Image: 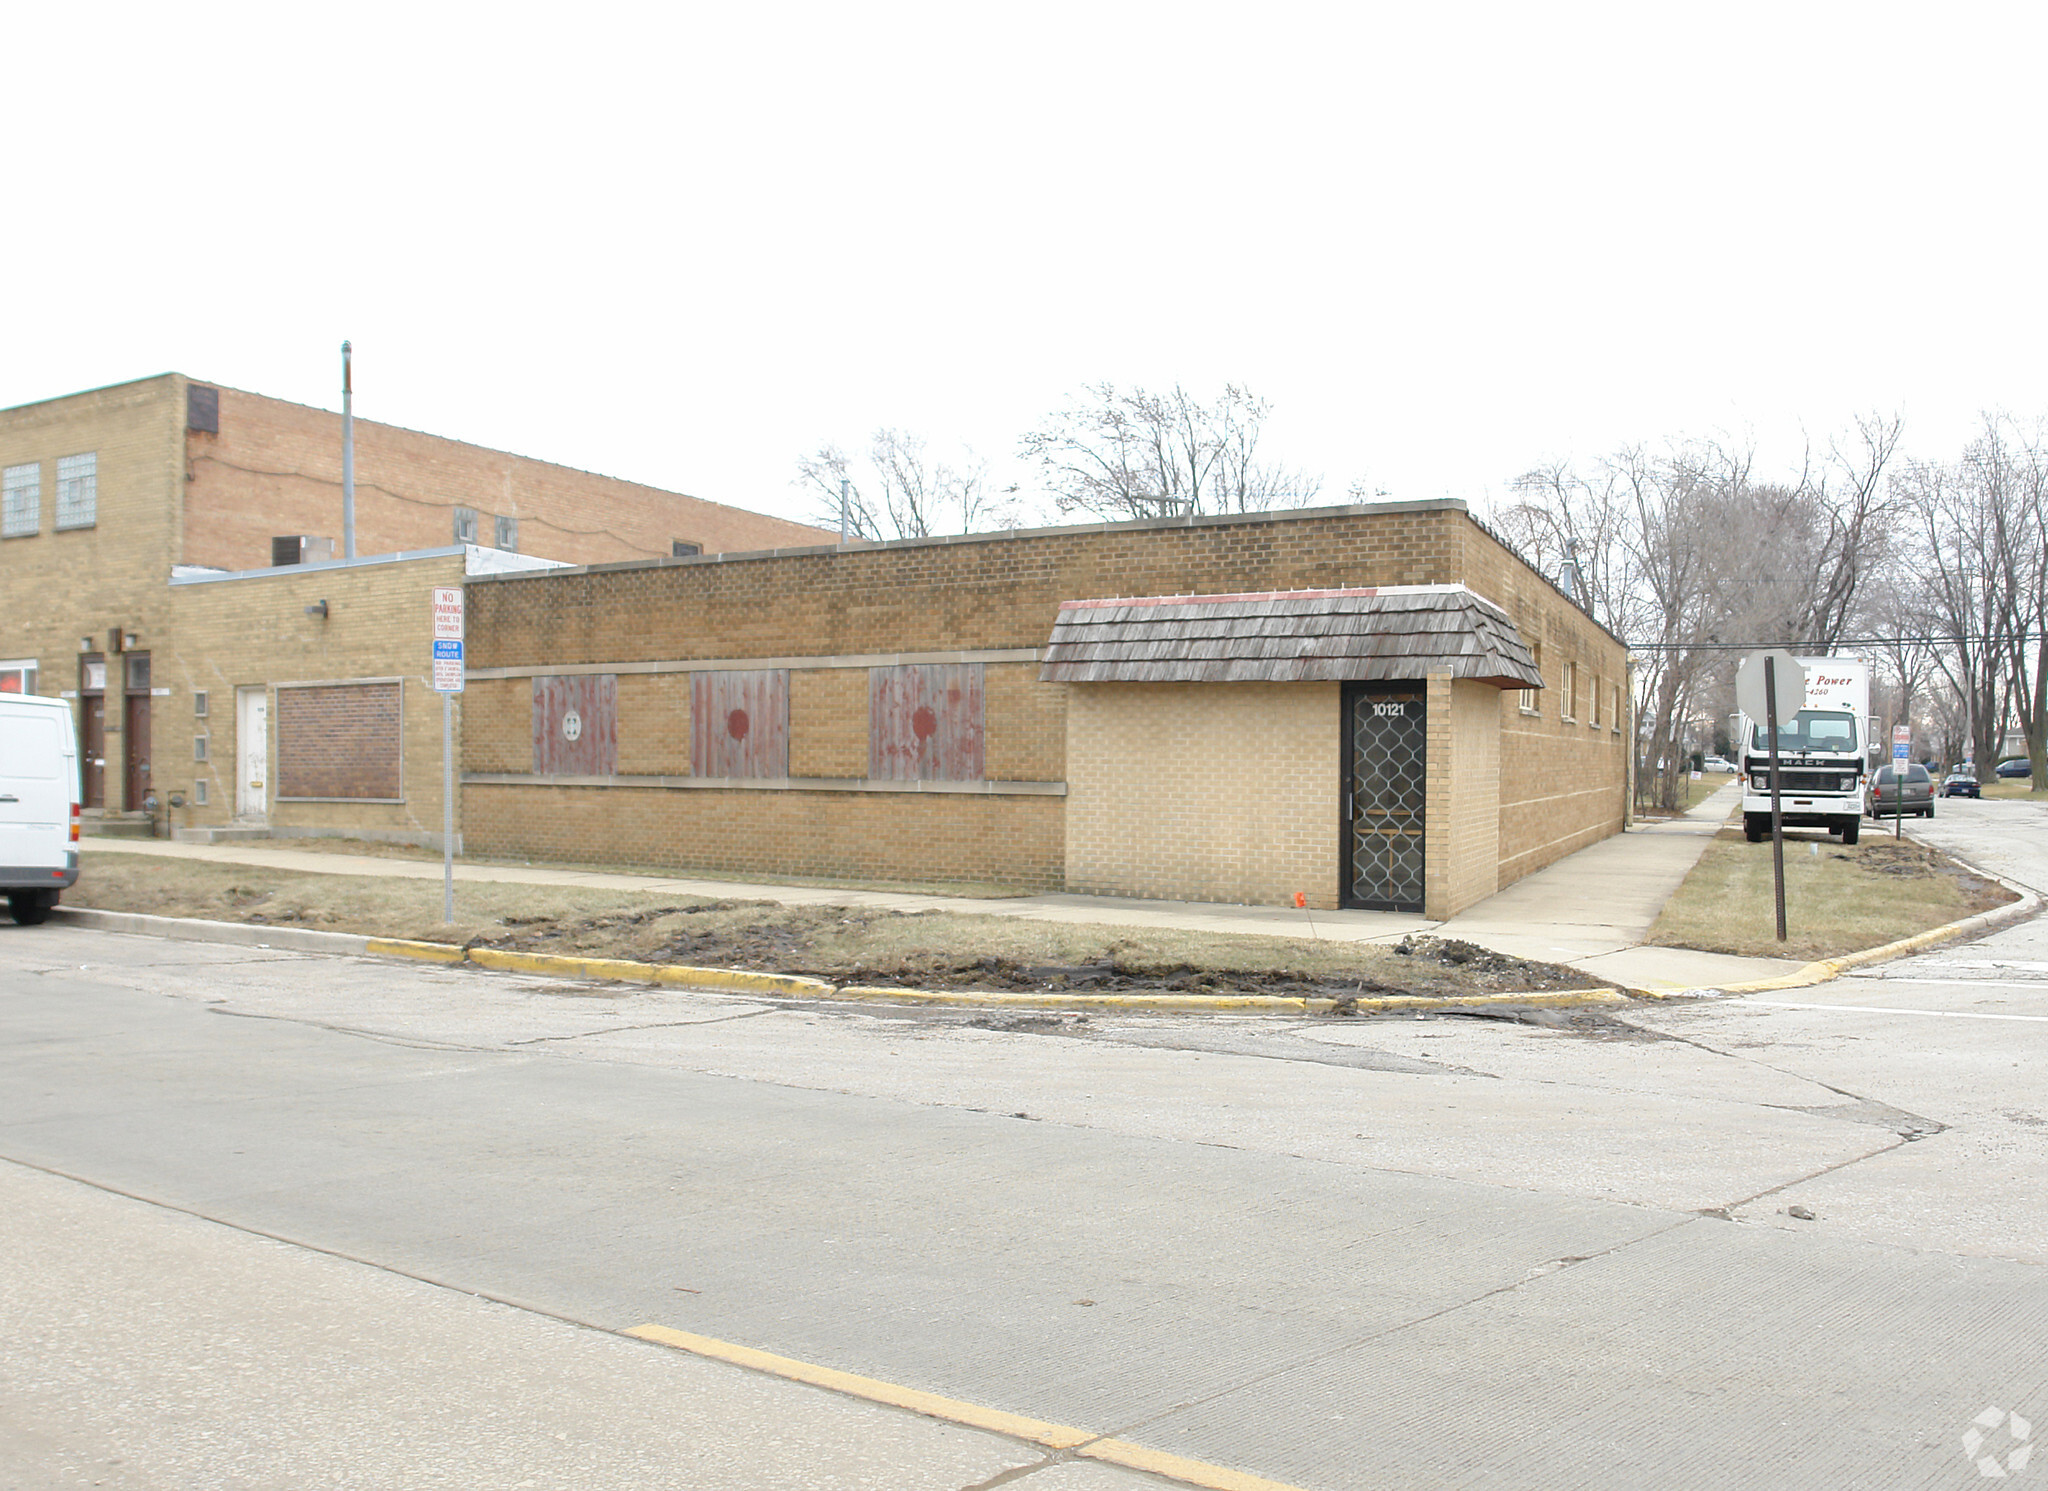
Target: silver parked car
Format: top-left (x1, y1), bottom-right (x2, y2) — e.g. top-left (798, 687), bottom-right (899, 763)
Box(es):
top-left (1866, 763), bottom-right (1935, 819)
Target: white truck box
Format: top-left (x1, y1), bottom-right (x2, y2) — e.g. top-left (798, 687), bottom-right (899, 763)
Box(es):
top-left (1737, 656), bottom-right (1874, 846)
top-left (0, 692), bottom-right (81, 924)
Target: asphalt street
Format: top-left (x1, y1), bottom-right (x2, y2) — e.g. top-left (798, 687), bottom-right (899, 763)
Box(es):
top-left (3, 795), bottom-right (2046, 1490)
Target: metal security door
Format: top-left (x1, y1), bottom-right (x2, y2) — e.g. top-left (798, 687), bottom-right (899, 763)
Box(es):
top-left (1343, 682), bottom-right (1426, 912)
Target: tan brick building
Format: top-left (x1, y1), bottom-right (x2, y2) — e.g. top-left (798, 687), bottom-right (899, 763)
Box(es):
top-left (0, 373), bottom-right (831, 843)
top-left (461, 501), bottom-right (1630, 918)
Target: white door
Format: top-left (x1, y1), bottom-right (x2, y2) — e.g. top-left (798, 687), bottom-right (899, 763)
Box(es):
top-left (236, 686), bottom-right (268, 819)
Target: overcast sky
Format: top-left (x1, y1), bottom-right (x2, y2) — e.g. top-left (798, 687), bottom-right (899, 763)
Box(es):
top-left (9, 3), bottom-right (2044, 531)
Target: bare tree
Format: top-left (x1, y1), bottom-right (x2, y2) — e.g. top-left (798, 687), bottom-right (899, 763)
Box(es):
top-left (1019, 383), bottom-right (1319, 520)
top-left (1494, 419), bottom-right (1904, 810)
top-left (1905, 416), bottom-right (2048, 781)
top-left (795, 430), bottom-right (1020, 541)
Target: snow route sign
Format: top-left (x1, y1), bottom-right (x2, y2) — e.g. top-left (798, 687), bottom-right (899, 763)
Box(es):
top-left (431, 586), bottom-right (464, 694)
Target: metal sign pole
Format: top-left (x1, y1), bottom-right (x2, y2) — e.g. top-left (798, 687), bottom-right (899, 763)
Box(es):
top-left (1765, 655), bottom-right (1787, 942)
top-left (442, 693), bottom-right (454, 922)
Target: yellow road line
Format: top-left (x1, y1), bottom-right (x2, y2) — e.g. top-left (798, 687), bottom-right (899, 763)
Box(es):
top-left (624, 1322), bottom-right (1311, 1491)
top-left (624, 1324), bottom-right (1092, 1448)
top-left (1081, 1437), bottom-right (1314, 1491)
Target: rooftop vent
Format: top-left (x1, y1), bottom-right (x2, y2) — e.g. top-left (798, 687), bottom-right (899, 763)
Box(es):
top-left (272, 535), bottom-right (335, 567)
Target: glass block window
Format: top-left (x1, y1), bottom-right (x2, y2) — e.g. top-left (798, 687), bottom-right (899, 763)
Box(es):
top-left (452, 507), bottom-right (478, 543)
top-left (55, 453), bottom-right (96, 530)
top-left (494, 514), bottom-right (518, 551)
top-left (2, 463), bottom-right (38, 537)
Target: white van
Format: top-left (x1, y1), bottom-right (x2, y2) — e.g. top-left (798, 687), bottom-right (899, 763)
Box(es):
top-left (0, 692), bottom-right (81, 924)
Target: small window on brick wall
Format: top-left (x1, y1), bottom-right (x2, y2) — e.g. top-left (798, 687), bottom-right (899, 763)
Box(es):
top-left (494, 514), bottom-right (518, 552)
top-left (1560, 661), bottom-right (1577, 721)
top-left (2, 463), bottom-right (39, 538)
top-left (1589, 673), bottom-right (1601, 728)
top-left (194, 735), bottom-right (209, 762)
top-left (672, 540), bottom-right (701, 557)
top-left (453, 507), bottom-right (478, 544)
top-left (870, 663), bottom-right (984, 781)
top-left (194, 779), bottom-right (209, 806)
top-left (194, 690), bottom-right (208, 718)
top-left (1519, 644), bottom-right (1542, 714)
top-left (0, 660), bottom-right (36, 695)
top-left (54, 453), bottom-right (95, 530)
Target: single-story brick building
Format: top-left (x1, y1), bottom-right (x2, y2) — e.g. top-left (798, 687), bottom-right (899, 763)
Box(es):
top-left (460, 500), bottom-right (1629, 918)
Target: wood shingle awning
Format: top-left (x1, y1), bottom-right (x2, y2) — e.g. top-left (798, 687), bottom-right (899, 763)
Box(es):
top-left (1039, 584), bottom-right (1543, 689)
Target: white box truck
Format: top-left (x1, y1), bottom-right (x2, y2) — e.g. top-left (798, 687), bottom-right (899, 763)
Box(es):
top-left (1737, 656), bottom-right (1874, 846)
top-left (0, 692), bottom-right (81, 924)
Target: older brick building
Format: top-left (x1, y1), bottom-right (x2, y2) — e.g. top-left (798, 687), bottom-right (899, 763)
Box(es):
top-left (461, 501), bottom-right (1629, 918)
top-left (0, 374), bottom-right (831, 842)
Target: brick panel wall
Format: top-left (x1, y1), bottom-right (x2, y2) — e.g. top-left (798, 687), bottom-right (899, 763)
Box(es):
top-left (790, 669), bottom-right (866, 777)
top-left (461, 676), bottom-right (532, 774)
top-left (616, 674), bottom-right (691, 775)
top-left (276, 682), bottom-right (402, 799)
top-left (1421, 677), bottom-right (1504, 919)
top-left (1065, 681), bottom-right (1340, 908)
top-left (181, 384), bottom-right (833, 572)
top-left (462, 783), bottom-right (1064, 890)
top-left (984, 665), bottom-right (1064, 782)
top-left (465, 504), bottom-right (1470, 670)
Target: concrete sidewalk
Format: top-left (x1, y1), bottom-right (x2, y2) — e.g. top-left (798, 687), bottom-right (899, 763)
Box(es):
top-left (80, 780), bottom-right (1798, 991)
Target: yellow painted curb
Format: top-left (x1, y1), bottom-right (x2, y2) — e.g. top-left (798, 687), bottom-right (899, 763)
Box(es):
top-left (364, 937), bottom-right (467, 963)
top-left (467, 948), bottom-right (664, 983)
top-left (625, 1323), bottom-right (1312, 1491)
top-left (649, 964), bottom-right (837, 997)
top-left (623, 1324), bottom-right (1094, 1449)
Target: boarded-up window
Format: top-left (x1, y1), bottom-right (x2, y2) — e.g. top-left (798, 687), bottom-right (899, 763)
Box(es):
top-left (692, 670), bottom-right (788, 778)
top-left (869, 663), bottom-right (984, 781)
top-left (533, 675), bottom-right (618, 775)
top-left (276, 682), bottom-right (402, 799)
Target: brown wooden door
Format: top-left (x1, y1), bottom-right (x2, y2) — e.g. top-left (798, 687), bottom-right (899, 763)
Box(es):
top-left (80, 694), bottom-right (105, 809)
top-left (125, 692), bottom-right (152, 809)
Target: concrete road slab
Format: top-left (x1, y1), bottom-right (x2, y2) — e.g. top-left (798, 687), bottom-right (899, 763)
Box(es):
top-left (0, 1161), bottom-right (1133, 1491)
top-left (1139, 1218), bottom-right (2048, 1490)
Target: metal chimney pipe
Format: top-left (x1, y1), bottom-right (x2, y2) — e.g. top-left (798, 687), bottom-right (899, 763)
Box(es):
top-left (341, 341), bottom-right (356, 559)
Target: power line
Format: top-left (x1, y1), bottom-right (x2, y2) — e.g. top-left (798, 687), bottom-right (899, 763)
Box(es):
top-left (1627, 634), bottom-right (2044, 652)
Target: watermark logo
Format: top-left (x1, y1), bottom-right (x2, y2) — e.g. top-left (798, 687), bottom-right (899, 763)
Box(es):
top-left (1963, 1406), bottom-right (2033, 1478)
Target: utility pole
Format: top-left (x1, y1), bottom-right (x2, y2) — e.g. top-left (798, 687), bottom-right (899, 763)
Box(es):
top-left (342, 342), bottom-right (356, 560)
